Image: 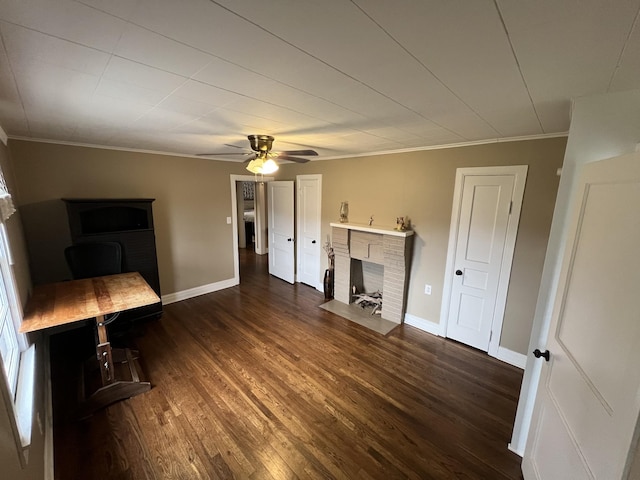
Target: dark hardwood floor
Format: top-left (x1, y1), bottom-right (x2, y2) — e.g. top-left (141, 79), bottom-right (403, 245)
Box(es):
top-left (51, 249), bottom-right (524, 479)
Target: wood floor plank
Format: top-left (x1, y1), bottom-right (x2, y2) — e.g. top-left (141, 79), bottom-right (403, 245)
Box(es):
top-left (52, 249), bottom-right (524, 479)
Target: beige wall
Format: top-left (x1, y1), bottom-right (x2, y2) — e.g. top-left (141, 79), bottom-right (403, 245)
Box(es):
top-left (8, 140), bottom-right (246, 295)
top-left (8, 137), bottom-right (565, 355)
top-left (0, 138), bottom-right (46, 480)
top-left (279, 137), bottom-right (566, 354)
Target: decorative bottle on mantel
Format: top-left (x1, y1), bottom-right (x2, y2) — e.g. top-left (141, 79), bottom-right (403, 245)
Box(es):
top-left (339, 201), bottom-right (349, 223)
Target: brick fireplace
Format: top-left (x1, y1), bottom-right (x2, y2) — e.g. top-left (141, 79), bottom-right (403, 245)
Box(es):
top-left (330, 223), bottom-right (414, 323)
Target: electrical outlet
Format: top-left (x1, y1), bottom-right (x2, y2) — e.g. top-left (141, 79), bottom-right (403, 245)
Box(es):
top-left (424, 284), bottom-right (432, 295)
top-left (226, 216), bottom-right (232, 224)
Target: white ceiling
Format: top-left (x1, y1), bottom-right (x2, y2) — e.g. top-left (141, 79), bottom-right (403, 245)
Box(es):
top-left (0, 0), bottom-right (639, 161)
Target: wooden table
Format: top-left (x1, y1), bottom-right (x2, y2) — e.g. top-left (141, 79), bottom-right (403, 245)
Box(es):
top-left (21, 272), bottom-right (161, 414)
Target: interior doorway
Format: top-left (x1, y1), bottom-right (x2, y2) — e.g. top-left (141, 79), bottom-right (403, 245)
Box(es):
top-left (229, 174), bottom-right (273, 284)
top-left (236, 181), bottom-right (253, 250)
top-left (229, 174), bottom-right (323, 290)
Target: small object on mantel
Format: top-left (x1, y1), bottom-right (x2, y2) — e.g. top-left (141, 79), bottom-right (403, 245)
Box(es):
top-left (395, 216), bottom-right (406, 231)
top-left (369, 215), bottom-right (374, 226)
top-left (339, 201), bottom-right (349, 223)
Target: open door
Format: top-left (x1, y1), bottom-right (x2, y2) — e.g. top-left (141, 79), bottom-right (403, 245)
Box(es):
top-left (267, 181), bottom-right (295, 284)
top-left (523, 153), bottom-right (640, 479)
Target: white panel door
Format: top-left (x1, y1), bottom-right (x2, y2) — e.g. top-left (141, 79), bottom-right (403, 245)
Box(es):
top-left (268, 181), bottom-right (295, 284)
top-left (523, 153), bottom-right (640, 479)
top-left (296, 175), bottom-right (322, 288)
top-left (446, 174), bottom-right (515, 351)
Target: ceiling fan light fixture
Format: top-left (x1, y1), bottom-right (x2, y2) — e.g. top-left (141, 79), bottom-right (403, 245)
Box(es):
top-left (261, 158), bottom-right (279, 174)
top-left (246, 154), bottom-right (279, 175)
top-left (246, 158), bottom-right (263, 174)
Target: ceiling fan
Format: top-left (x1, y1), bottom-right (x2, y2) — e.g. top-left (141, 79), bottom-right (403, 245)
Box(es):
top-left (197, 135), bottom-right (318, 174)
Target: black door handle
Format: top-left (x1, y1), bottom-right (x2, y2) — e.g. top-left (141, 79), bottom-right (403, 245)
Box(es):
top-left (455, 269), bottom-right (463, 276)
top-left (312, 240), bottom-right (316, 244)
top-left (533, 349), bottom-right (550, 361)
top-left (287, 238), bottom-right (292, 242)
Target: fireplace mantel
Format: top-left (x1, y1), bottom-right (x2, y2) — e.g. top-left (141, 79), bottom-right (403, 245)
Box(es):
top-left (330, 223), bottom-right (414, 324)
top-left (329, 222), bottom-right (414, 238)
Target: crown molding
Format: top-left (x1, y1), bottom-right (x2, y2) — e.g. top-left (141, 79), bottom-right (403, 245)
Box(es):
top-left (7, 131), bottom-right (568, 162)
top-left (6, 136), bottom-right (237, 162)
top-left (316, 132), bottom-right (569, 161)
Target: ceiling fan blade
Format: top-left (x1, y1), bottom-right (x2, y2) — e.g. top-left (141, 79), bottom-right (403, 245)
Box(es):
top-left (280, 149), bottom-right (318, 156)
top-left (196, 152), bottom-right (249, 156)
top-left (276, 154), bottom-right (310, 163)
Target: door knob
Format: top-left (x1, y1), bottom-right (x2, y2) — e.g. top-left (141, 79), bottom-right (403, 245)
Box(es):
top-left (533, 349), bottom-right (550, 361)
top-left (312, 240), bottom-right (316, 244)
top-left (287, 238), bottom-right (292, 242)
top-left (455, 269), bottom-right (463, 276)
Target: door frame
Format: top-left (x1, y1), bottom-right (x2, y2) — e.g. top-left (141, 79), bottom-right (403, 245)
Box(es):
top-left (296, 174), bottom-right (323, 291)
top-left (440, 165), bottom-right (528, 360)
top-left (229, 174), bottom-right (274, 285)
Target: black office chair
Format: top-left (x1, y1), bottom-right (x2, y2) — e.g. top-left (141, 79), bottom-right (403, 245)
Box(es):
top-left (65, 241), bottom-right (124, 330)
top-left (64, 242), bottom-right (122, 280)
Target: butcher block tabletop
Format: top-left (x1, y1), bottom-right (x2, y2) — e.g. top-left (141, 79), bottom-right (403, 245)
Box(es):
top-left (20, 272), bottom-right (160, 333)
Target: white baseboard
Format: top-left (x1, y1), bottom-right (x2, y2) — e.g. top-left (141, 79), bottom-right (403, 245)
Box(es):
top-left (495, 346), bottom-right (527, 369)
top-left (161, 278), bottom-right (237, 305)
top-left (405, 313), bottom-right (527, 370)
top-left (404, 313), bottom-right (443, 337)
top-left (508, 442), bottom-right (524, 457)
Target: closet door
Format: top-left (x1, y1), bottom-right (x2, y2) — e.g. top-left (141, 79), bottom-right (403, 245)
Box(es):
top-left (267, 181), bottom-right (295, 284)
top-left (296, 174), bottom-right (322, 289)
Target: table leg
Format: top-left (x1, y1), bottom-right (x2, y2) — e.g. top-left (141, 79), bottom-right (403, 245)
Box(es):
top-left (95, 315), bottom-right (114, 385)
top-left (78, 314), bottom-right (151, 417)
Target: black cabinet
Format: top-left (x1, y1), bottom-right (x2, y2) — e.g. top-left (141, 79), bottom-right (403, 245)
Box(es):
top-left (63, 198), bottom-right (162, 324)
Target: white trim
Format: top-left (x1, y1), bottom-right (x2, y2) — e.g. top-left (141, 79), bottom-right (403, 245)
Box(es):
top-left (14, 344), bottom-right (35, 448)
top-left (161, 278), bottom-right (237, 305)
top-left (404, 313), bottom-right (443, 337)
top-left (7, 136), bottom-right (249, 162)
top-left (508, 442), bottom-right (525, 457)
top-left (311, 133), bottom-right (569, 161)
top-left (254, 182), bottom-right (269, 255)
top-left (231, 174), bottom-right (261, 284)
top-left (440, 165), bottom-right (528, 358)
top-left (7, 132), bottom-right (568, 163)
top-left (44, 335), bottom-right (54, 480)
top-left (230, 175), bottom-right (274, 285)
top-left (0, 353), bottom-right (24, 464)
top-left (405, 313), bottom-right (527, 369)
top-left (330, 222), bottom-right (414, 237)
top-left (487, 166), bottom-right (528, 358)
top-left (0, 126), bottom-right (7, 146)
top-left (296, 174), bottom-right (323, 290)
top-left (495, 346), bottom-right (527, 369)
